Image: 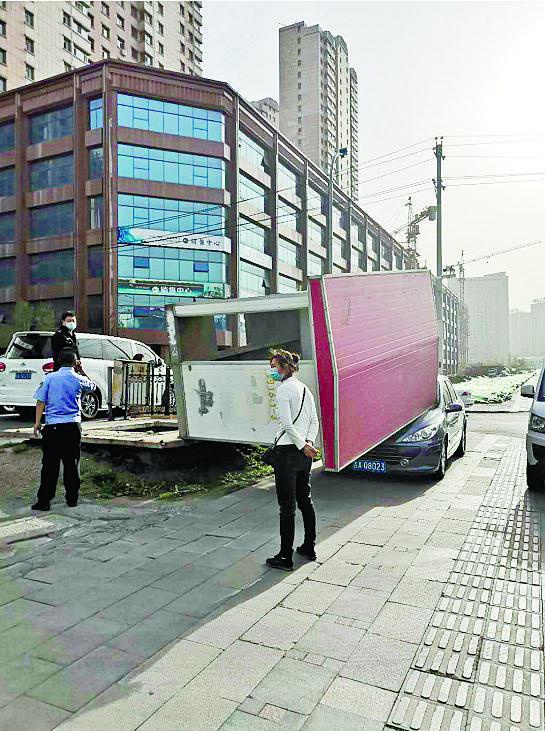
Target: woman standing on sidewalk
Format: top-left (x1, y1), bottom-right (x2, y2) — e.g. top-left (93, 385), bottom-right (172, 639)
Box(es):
top-left (266, 350), bottom-right (319, 571)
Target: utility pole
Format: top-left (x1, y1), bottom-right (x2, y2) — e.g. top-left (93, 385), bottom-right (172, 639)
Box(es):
top-left (326, 147), bottom-right (348, 273)
top-left (434, 137), bottom-right (444, 373)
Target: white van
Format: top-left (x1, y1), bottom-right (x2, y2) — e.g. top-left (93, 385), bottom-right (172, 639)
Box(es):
top-left (521, 366), bottom-right (545, 489)
top-left (0, 331), bottom-right (164, 419)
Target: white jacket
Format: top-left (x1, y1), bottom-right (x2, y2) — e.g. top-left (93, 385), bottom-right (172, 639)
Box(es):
top-left (275, 377), bottom-right (319, 450)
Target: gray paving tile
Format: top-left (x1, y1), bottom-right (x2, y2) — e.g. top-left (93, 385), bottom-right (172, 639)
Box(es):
top-left (164, 580), bottom-right (240, 618)
top-left (243, 607), bottom-right (317, 650)
top-left (321, 677), bottom-right (396, 722)
top-left (99, 587), bottom-right (178, 624)
top-left (108, 609), bottom-right (197, 658)
top-left (215, 555), bottom-right (271, 590)
top-left (341, 632), bottom-right (416, 691)
top-left (0, 696), bottom-right (70, 731)
top-left (192, 547), bottom-right (251, 570)
top-left (0, 621), bottom-right (51, 663)
top-left (0, 598), bottom-right (49, 632)
top-left (181, 535), bottom-right (231, 555)
top-left (307, 560), bottom-right (361, 587)
top-left (252, 657), bottom-right (336, 715)
top-left (281, 580), bottom-right (343, 615)
top-left (295, 614), bottom-right (365, 661)
top-left (302, 703), bottom-right (382, 731)
top-left (151, 563), bottom-right (220, 594)
top-left (327, 586), bottom-right (388, 624)
top-left (389, 576), bottom-right (444, 610)
top-left (32, 615), bottom-right (128, 665)
top-left (332, 542), bottom-right (380, 565)
top-left (350, 564), bottom-right (404, 593)
top-left (0, 654), bottom-right (62, 696)
top-left (27, 645), bottom-right (140, 712)
top-left (370, 601), bottom-right (433, 644)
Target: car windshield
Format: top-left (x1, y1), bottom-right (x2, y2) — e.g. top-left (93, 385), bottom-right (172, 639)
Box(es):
top-left (5, 334), bottom-right (53, 359)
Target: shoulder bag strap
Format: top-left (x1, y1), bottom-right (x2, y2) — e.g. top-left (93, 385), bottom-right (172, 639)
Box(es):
top-left (274, 386), bottom-right (307, 446)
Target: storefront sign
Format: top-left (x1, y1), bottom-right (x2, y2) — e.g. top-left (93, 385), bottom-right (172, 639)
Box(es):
top-left (117, 227), bottom-right (231, 254)
top-left (118, 278), bottom-right (229, 299)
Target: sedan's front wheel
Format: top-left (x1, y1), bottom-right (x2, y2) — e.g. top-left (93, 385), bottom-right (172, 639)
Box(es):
top-left (434, 441), bottom-right (448, 480)
top-left (527, 461), bottom-right (544, 490)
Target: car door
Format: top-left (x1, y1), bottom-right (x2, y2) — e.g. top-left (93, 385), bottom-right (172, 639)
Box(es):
top-left (442, 381), bottom-right (463, 456)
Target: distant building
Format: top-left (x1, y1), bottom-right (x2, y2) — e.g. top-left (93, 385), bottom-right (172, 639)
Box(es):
top-left (510, 309), bottom-right (532, 359)
top-left (435, 280), bottom-right (461, 376)
top-left (279, 21), bottom-right (358, 201)
top-left (531, 299), bottom-right (545, 357)
top-left (0, 1), bottom-right (202, 93)
top-left (251, 98), bottom-right (279, 127)
top-left (448, 272), bottom-right (510, 366)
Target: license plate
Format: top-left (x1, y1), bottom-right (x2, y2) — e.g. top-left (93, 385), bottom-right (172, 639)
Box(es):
top-left (352, 459), bottom-right (387, 473)
top-left (15, 372), bottom-right (32, 380)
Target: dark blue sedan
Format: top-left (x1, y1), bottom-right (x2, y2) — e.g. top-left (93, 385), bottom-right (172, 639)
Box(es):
top-left (351, 376), bottom-right (466, 480)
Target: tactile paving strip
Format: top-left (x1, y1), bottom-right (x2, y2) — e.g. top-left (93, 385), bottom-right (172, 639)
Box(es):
top-left (387, 441), bottom-right (544, 731)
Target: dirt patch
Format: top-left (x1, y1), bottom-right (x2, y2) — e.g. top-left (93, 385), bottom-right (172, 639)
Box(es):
top-left (0, 441), bottom-right (273, 517)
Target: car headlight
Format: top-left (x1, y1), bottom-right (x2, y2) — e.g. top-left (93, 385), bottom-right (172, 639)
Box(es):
top-left (529, 413), bottom-right (545, 433)
top-left (401, 424), bottom-right (441, 443)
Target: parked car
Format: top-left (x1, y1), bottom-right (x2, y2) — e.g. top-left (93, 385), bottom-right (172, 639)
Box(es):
top-left (456, 388), bottom-right (474, 407)
top-left (521, 368), bottom-right (545, 489)
top-left (0, 332), bottom-right (164, 420)
top-left (351, 376), bottom-right (466, 480)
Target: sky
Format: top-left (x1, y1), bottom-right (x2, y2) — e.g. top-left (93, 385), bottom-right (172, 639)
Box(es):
top-left (202, 0), bottom-right (545, 311)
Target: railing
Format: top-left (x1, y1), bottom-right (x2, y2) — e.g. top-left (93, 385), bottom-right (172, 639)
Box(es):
top-left (111, 361), bottom-right (175, 418)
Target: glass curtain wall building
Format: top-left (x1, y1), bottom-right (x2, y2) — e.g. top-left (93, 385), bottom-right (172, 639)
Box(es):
top-left (0, 60), bottom-right (413, 354)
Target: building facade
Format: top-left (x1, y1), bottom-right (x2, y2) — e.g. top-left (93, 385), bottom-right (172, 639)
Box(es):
top-left (279, 22), bottom-right (358, 201)
top-left (448, 272), bottom-right (510, 366)
top-left (509, 309), bottom-right (532, 359)
top-left (251, 98), bottom-right (278, 128)
top-left (0, 60), bottom-right (411, 352)
top-left (0, 1), bottom-right (202, 93)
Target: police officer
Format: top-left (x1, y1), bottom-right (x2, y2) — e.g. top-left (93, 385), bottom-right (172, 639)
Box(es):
top-left (32, 348), bottom-right (97, 511)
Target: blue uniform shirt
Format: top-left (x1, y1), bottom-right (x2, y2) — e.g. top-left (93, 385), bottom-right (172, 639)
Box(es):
top-left (34, 367), bottom-right (97, 424)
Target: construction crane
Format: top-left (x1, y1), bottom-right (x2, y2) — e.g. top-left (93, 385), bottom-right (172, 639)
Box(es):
top-left (392, 197), bottom-right (437, 269)
top-left (443, 239), bottom-right (543, 369)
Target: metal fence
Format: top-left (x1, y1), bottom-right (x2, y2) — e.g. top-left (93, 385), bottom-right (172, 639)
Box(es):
top-left (114, 361), bottom-right (175, 418)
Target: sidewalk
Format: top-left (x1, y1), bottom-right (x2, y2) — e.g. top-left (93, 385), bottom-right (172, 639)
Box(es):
top-left (0, 431), bottom-right (539, 730)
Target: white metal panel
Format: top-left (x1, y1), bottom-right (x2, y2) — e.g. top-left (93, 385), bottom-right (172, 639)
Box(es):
top-left (181, 361), bottom-right (319, 446)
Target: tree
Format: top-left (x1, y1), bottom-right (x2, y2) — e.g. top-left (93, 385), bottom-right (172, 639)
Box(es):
top-left (13, 301), bottom-right (32, 331)
top-left (33, 302), bottom-right (56, 331)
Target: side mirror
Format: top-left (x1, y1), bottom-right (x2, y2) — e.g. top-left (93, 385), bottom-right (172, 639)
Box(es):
top-left (446, 403), bottom-right (463, 413)
top-left (521, 384), bottom-right (535, 398)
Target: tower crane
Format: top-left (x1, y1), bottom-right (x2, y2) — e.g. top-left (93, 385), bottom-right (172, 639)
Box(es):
top-left (443, 239), bottom-right (543, 369)
top-left (392, 197), bottom-right (437, 269)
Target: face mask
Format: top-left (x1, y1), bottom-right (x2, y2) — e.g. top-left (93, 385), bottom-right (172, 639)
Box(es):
top-left (65, 321), bottom-right (77, 332)
top-left (268, 367), bottom-right (283, 382)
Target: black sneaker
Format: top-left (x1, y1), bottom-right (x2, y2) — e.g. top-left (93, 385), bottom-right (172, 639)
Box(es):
top-left (296, 544), bottom-right (317, 561)
top-left (266, 553), bottom-right (293, 571)
top-left (31, 502), bottom-right (50, 512)
top-left (66, 502), bottom-right (78, 508)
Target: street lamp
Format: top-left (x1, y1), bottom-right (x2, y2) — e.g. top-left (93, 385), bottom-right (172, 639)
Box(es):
top-left (327, 147), bottom-right (348, 273)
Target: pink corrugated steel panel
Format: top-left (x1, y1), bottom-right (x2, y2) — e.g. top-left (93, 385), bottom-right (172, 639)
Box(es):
top-left (321, 271), bottom-right (438, 470)
top-left (309, 279), bottom-right (336, 470)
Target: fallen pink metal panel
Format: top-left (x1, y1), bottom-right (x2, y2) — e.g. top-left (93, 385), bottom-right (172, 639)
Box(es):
top-left (309, 279), bottom-right (336, 470)
top-left (315, 271), bottom-right (438, 471)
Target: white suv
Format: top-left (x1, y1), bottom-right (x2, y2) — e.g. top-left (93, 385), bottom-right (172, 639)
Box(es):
top-left (0, 331), bottom-right (164, 420)
top-left (521, 366), bottom-right (545, 489)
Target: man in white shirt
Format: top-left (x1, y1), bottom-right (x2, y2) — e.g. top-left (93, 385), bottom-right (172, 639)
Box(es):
top-left (266, 350), bottom-right (319, 571)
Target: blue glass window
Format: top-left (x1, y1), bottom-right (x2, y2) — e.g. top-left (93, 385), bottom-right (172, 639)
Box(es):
top-left (0, 212), bottom-right (15, 244)
top-left (117, 94), bottom-right (224, 142)
top-left (134, 257), bottom-right (149, 268)
top-left (89, 97), bottom-right (103, 129)
top-left (0, 258), bottom-right (15, 288)
top-left (117, 194), bottom-right (226, 237)
top-left (29, 153), bottom-right (73, 191)
top-left (0, 122), bottom-right (15, 154)
top-left (30, 202), bottom-right (73, 238)
top-left (117, 244), bottom-right (228, 285)
top-left (118, 144), bottom-right (225, 189)
top-left (0, 167), bottom-right (14, 197)
top-left (29, 250), bottom-right (74, 284)
top-left (87, 246), bottom-right (103, 278)
top-left (29, 106), bottom-right (73, 144)
top-left (89, 147), bottom-right (103, 179)
top-left (238, 130), bottom-right (270, 174)
top-left (239, 216), bottom-right (270, 255)
top-left (193, 261), bottom-right (209, 273)
top-left (88, 196), bottom-right (103, 229)
top-left (239, 173), bottom-right (269, 215)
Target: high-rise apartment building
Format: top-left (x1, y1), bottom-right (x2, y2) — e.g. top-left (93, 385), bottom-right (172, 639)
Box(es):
top-left (0, 1), bottom-right (202, 92)
top-left (448, 272), bottom-right (510, 366)
top-left (251, 97), bottom-right (278, 127)
top-left (279, 22), bottom-right (358, 201)
top-left (0, 60), bottom-right (410, 356)
top-left (510, 309), bottom-right (532, 359)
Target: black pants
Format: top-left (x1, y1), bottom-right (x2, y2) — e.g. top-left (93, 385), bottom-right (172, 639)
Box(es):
top-left (274, 445), bottom-right (316, 557)
top-left (36, 423), bottom-right (82, 506)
